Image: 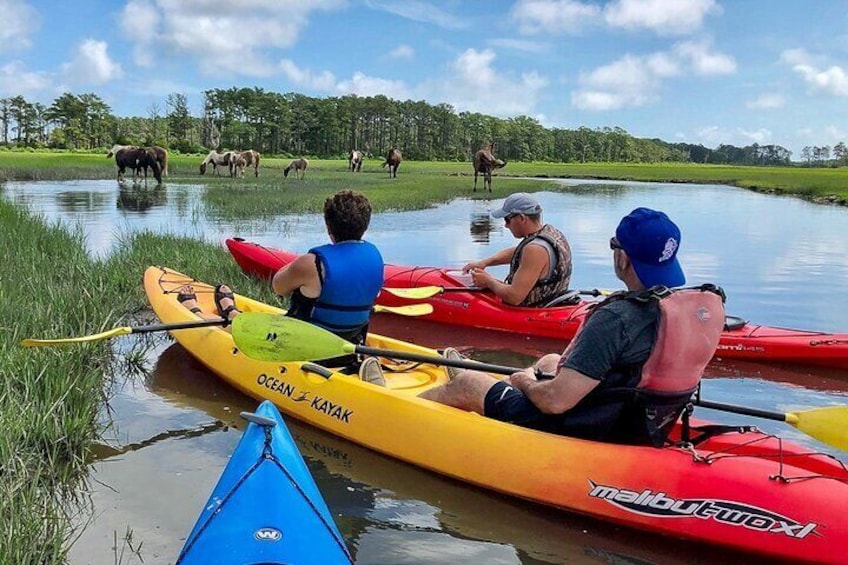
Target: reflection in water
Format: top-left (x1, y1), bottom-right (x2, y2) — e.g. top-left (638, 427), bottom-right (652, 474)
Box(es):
top-left (56, 190), bottom-right (110, 212)
top-left (116, 185), bottom-right (167, 213)
top-left (469, 212), bottom-right (496, 243)
top-left (147, 343), bottom-right (755, 565)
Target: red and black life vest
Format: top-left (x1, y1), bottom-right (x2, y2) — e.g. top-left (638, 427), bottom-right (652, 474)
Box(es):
top-left (564, 285), bottom-right (726, 446)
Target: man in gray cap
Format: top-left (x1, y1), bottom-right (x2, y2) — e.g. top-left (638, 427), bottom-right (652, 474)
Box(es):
top-left (462, 192), bottom-right (572, 306)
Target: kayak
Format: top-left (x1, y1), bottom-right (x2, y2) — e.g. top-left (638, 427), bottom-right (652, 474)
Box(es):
top-left (147, 265), bottom-right (847, 563)
top-left (176, 399), bottom-right (352, 565)
top-left (226, 237), bottom-right (848, 369)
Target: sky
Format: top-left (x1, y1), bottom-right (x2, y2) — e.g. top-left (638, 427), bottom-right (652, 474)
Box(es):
top-left (2, 0), bottom-right (848, 158)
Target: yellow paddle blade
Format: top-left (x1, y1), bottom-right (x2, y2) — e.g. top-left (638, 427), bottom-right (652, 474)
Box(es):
top-left (21, 326), bottom-right (134, 347)
top-left (374, 303), bottom-right (433, 316)
top-left (381, 286), bottom-right (444, 299)
top-left (788, 406), bottom-right (848, 451)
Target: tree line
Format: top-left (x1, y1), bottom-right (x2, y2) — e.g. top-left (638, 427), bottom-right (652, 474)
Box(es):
top-left (0, 89), bottom-right (838, 167)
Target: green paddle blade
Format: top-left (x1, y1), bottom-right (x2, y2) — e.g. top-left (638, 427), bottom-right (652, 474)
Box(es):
top-left (789, 406), bottom-right (848, 451)
top-left (232, 313), bottom-right (349, 362)
top-left (21, 326), bottom-right (133, 346)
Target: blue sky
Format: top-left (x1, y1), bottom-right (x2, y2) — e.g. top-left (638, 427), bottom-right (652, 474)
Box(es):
top-left (2, 0), bottom-right (847, 157)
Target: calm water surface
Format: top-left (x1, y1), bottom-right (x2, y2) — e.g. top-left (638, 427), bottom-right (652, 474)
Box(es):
top-left (4, 179), bottom-right (848, 564)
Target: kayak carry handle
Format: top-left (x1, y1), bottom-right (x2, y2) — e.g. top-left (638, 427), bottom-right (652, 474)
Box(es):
top-left (240, 411), bottom-right (277, 428)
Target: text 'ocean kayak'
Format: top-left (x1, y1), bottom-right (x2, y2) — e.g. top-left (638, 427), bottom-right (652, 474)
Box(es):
top-left (148, 265), bottom-right (848, 563)
top-left (226, 238), bottom-right (848, 369)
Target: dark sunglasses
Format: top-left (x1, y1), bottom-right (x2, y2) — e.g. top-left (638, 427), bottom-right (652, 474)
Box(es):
top-left (505, 213), bottom-right (519, 224)
top-left (609, 237), bottom-right (623, 251)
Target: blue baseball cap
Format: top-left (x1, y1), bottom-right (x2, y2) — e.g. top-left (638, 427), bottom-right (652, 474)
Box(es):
top-left (615, 208), bottom-right (685, 288)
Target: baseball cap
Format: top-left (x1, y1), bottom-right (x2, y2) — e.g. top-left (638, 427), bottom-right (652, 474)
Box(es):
top-left (491, 193), bottom-right (543, 218)
top-left (615, 207), bottom-right (685, 288)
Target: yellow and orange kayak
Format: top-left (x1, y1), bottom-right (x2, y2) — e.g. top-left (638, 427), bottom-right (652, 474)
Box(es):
top-left (145, 265), bottom-right (848, 563)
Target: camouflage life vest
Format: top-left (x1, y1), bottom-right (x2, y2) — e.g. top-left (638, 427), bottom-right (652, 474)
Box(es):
top-left (505, 224), bottom-right (572, 307)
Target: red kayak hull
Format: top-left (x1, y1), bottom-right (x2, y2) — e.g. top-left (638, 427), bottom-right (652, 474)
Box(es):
top-left (226, 238), bottom-right (848, 369)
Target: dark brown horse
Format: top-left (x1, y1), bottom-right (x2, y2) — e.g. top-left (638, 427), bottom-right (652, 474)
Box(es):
top-left (235, 149), bottom-right (261, 177)
top-left (382, 148), bottom-right (401, 178)
top-left (109, 146), bottom-right (161, 184)
top-left (348, 149), bottom-right (363, 172)
top-left (283, 157), bottom-right (309, 179)
top-left (473, 143), bottom-right (506, 192)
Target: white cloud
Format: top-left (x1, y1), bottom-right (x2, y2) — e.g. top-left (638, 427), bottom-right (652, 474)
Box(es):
top-left (746, 93), bottom-right (785, 109)
top-left (120, 0), bottom-right (345, 76)
top-left (693, 125), bottom-right (772, 147)
top-left (512, 0), bottom-right (601, 34)
top-left (61, 40), bottom-right (123, 86)
top-left (604, 0), bottom-right (720, 35)
top-left (512, 0), bottom-right (718, 36)
top-left (572, 41), bottom-right (734, 111)
top-left (336, 72), bottom-right (411, 99)
top-left (435, 48), bottom-right (549, 115)
top-left (781, 48), bottom-right (848, 96)
top-left (0, 61), bottom-right (51, 97)
top-left (364, 0), bottom-right (466, 29)
top-left (388, 45), bottom-right (415, 60)
top-left (0, 0), bottom-right (40, 53)
top-left (488, 38), bottom-right (549, 54)
top-left (674, 40), bottom-right (736, 75)
top-left (278, 59), bottom-right (336, 90)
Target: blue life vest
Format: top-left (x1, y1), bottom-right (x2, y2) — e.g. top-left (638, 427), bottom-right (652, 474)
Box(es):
top-left (307, 241), bottom-right (384, 335)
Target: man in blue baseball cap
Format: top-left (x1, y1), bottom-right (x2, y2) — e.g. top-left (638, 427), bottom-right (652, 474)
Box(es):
top-left (420, 208), bottom-right (724, 446)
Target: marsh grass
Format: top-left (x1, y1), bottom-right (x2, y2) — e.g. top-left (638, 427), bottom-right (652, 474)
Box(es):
top-left (0, 198), bottom-right (275, 562)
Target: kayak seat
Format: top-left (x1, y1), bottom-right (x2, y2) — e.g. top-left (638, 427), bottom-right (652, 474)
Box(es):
top-left (542, 290), bottom-right (581, 307)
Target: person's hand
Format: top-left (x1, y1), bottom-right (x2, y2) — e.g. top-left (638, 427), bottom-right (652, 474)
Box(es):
top-left (462, 260), bottom-right (486, 273)
top-left (508, 367), bottom-right (536, 389)
top-left (470, 268), bottom-right (496, 289)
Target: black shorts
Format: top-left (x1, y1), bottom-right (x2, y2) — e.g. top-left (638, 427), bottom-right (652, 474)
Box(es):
top-left (484, 381), bottom-right (546, 427)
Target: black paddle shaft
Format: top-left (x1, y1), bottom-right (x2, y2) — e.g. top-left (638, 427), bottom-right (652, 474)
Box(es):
top-left (355, 345), bottom-right (553, 379)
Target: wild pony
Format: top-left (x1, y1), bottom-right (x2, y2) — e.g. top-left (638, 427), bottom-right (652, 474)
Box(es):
top-left (231, 153), bottom-right (248, 178)
top-left (283, 157), bottom-right (309, 179)
top-left (348, 149), bottom-right (363, 172)
top-left (150, 145), bottom-right (168, 177)
top-left (473, 143), bottom-right (507, 192)
top-left (199, 150), bottom-right (235, 176)
top-left (382, 148), bottom-right (401, 178)
top-left (109, 146), bottom-right (161, 184)
top-left (235, 149), bottom-right (261, 177)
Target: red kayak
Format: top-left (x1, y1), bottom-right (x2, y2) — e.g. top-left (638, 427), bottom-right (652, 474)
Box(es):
top-left (226, 238), bottom-right (848, 370)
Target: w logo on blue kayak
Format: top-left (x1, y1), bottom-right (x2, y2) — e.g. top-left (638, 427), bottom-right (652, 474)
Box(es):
top-left (254, 527), bottom-right (283, 542)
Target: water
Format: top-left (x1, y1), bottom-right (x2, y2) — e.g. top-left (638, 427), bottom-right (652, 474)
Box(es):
top-left (4, 179), bottom-right (848, 564)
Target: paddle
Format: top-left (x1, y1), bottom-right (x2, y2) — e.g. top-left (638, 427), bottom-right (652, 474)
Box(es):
top-left (20, 303), bottom-right (431, 348)
top-left (231, 314), bottom-right (848, 451)
top-left (382, 286), bottom-right (614, 300)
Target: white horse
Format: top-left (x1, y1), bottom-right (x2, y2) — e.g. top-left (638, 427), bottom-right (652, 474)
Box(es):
top-left (199, 150), bottom-right (235, 176)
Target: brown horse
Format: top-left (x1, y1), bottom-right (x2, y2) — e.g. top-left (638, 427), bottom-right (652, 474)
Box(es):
top-left (283, 157), bottom-right (309, 179)
top-left (110, 146), bottom-right (161, 184)
top-left (382, 148), bottom-right (401, 178)
top-left (473, 143), bottom-right (506, 192)
top-left (348, 149), bottom-right (363, 172)
top-left (230, 153), bottom-right (248, 178)
top-left (235, 149), bottom-right (261, 177)
top-left (149, 145), bottom-right (168, 177)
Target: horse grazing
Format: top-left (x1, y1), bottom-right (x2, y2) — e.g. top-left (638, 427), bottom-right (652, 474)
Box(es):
top-left (382, 148), bottom-right (401, 178)
top-left (150, 145), bottom-right (168, 177)
top-left (234, 149), bottom-right (261, 177)
top-left (473, 143), bottom-right (507, 192)
top-left (283, 157), bottom-right (308, 179)
top-left (348, 149), bottom-right (363, 172)
top-left (230, 153), bottom-right (248, 178)
top-left (111, 146), bottom-right (161, 185)
top-left (199, 150), bottom-right (235, 176)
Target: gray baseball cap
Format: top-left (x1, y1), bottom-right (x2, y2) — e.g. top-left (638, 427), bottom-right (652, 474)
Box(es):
top-left (491, 193), bottom-right (542, 218)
